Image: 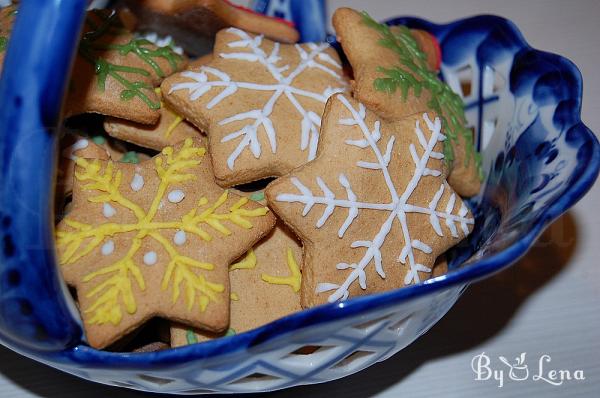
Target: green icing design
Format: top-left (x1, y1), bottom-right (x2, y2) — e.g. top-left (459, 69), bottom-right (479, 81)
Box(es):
top-left (78, 10), bottom-right (183, 110)
top-left (0, 6), bottom-right (17, 53)
top-left (120, 151), bottom-right (140, 164)
top-left (91, 135), bottom-right (107, 145)
top-left (225, 328), bottom-right (236, 336)
top-left (185, 328), bottom-right (235, 345)
top-left (186, 329), bottom-right (199, 345)
top-left (249, 191), bottom-right (265, 202)
top-left (362, 12), bottom-right (482, 178)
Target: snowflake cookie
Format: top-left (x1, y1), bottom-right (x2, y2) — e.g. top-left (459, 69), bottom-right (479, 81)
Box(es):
top-left (266, 94), bottom-right (474, 307)
top-left (124, 0), bottom-right (300, 54)
top-left (333, 8), bottom-right (481, 197)
top-left (55, 138), bottom-right (275, 349)
top-left (172, 219), bottom-right (303, 346)
top-left (161, 27), bottom-right (348, 186)
top-left (65, 9), bottom-right (187, 125)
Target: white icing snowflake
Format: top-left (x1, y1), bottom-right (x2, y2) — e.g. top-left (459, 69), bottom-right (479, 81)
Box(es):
top-left (275, 95), bottom-right (474, 303)
top-left (168, 28), bottom-right (347, 170)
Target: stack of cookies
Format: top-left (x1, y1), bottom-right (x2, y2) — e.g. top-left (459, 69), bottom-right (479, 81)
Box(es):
top-left (2, 3), bottom-right (481, 351)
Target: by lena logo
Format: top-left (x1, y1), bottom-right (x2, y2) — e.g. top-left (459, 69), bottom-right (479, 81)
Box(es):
top-left (471, 352), bottom-right (585, 388)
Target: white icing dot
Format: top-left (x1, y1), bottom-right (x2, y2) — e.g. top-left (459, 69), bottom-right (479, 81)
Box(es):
top-left (62, 139), bottom-right (89, 160)
top-left (130, 173), bottom-right (144, 192)
top-left (168, 190), bottom-right (185, 203)
top-left (101, 240), bottom-right (115, 256)
top-left (173, 230), bottom-right (187, 246)
top-left (143, 251), bottom-right (157, 265)
top-left (103, 203), bottom-right (116, 218)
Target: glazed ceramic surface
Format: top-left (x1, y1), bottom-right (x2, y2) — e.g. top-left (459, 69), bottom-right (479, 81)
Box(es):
top-left (0, 0), bottom-right (598, 394)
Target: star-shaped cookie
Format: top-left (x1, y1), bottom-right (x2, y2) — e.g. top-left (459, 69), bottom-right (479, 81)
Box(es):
top-left (266, 94), bottom-right (474, 307)
top-left (161, 28), bottom-right (348, 186)
top-left (333, 8), bottom-right (481, 196)
top-left (55, 138), bottom-right (275, 349)
top-left (65, 9), bottom-right (187, 125)
top-left (124, 0), bottom-right (299, 55)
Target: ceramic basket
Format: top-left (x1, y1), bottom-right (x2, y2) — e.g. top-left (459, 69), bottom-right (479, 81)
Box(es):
top-left (0, 0), bottom-right (598, 394)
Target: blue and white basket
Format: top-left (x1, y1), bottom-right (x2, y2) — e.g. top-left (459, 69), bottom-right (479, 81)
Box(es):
top-left (0, 0), bottom-right (597, 394)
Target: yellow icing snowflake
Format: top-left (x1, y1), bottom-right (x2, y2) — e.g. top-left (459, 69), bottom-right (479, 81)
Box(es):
top-left (55, 138), bottom-right (274, 348)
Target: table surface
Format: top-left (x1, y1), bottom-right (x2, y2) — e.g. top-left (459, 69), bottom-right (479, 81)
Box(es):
top-left (1, 0), bottom-right (599, 397)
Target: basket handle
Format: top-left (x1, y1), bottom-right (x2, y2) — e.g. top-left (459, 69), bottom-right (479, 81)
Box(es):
top-left (0, 0), bottom-right (87, 352)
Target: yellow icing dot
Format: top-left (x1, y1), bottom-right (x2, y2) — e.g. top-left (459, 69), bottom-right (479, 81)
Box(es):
top-left (230, 292), bottom-right (239, 301)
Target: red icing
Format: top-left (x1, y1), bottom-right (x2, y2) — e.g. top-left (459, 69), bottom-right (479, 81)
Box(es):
top-left (429, 32), bottom-right (442, 71)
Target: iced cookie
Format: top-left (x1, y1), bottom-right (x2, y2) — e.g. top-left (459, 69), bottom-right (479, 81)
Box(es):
top-left (55, 138), bottom-right (275, 348)
top-left (333, 8), bottom-right (481, 196)
top-left (172, 219), bottom-right (303, 346)
top-left (65, 9), bottom-right (187, 125)
top-left (0, 4), bottom-right (16, 72)
top-left (123, 0), bottom-right (299, 57)
top-left (266, 94), bottom-right (474, 307)
top-left (104, 88), bottom-right (202, 151)
top-left (162, 28), bottom-right (347, 186)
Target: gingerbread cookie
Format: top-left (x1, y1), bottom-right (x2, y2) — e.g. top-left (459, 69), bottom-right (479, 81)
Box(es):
top-left (162, 28), bottom-right (347, 186)
top-left (55, 138), bottom-right (275, 348)
top-left (0, 4), bottom-right (15, 72)
top-left (124, 0), bottom-right (299, 57)
top-left (65, 9), bottom-right (187, 125)
top-left (172, 218), bottom-right (303, 346)
top-left (266, 94), bottom-right (474, 306)
top-left (333, 8), bottom-right (481, 196)
top-left (104, 88), bottom-right (202, 151)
